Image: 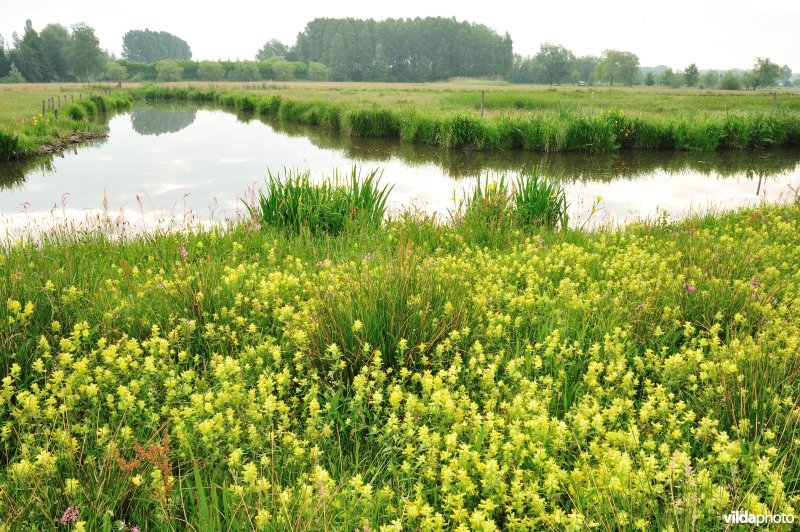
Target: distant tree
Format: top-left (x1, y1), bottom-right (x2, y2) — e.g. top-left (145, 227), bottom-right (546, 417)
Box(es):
top-left (719, 71), bottom-right (742, 90)
top-left (779, 65), bottom-right (792, 87)
top-left (684, 63), bottom-right (699, 87)
top-left (155, 59), bottom-right (183, 82)
top-left (509, 54), bottom-right (535, 83)
top-left (573, 55), bottom-right (597, 84)
top-left (1, 63), bottom-right (25, 83)
top-left (197, 60), bottom-right (225, 81)
top-left (271, 60), bottom-right (295, 81)
top-left (596, 49), bottom-right (639, 86)
top-left (752, 57), bottom-right (781, 88)
top-left (229, 61), bottom-right (260, 81)
top-left (293, 17), bottom-right (512, 82)
top-left (644, 71), bottom-right (655, 86)
top-left (701, 70), bottom-right (718, 89)
top-left (533, 43), bottom-right (575, 84)
top-left (327, 33), bottom-right (348, 81)
top-left (40, 24), bottom-right (70, 80)
top-left (570, 70), bottom-right (580, 85)
top-left (658, 68), bottom-right (675, 87)
top-left (0, 36), bottom-right (9, 77)
top-left (13, 20), bottom-right (54, 82)
top-left (105, 62), bottom-right (128, 83)
top-left (122, 29), bottom-right (191, 62)
top-left (307, 61), bottom-right (330, 81)
top-left (67, 23), bottom-right (105, 82)
top-left (256, 39), bottom-right (289, 61)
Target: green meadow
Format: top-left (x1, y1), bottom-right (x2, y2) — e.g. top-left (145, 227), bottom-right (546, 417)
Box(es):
top-left (1, 82), bottom-right (800, 530)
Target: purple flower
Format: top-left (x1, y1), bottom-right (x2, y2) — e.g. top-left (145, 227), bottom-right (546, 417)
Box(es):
top-left (683, 282), bottom-right (696, 294)
top-left (157, 282), bottom-right (166, 290)
top-left (60, 507), bottom-right (79, 525)
top-left (750, 278), bottom-right (760, 288)
top-left (178, 246), bottom-right (188, 261)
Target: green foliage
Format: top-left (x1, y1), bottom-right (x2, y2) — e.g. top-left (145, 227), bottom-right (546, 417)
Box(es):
top-left (514, 171), bottom-right (569, 229)
top-left (720, 71), bottom-right (743, 90)
top-left (66, 23), bottom-right (105, 82)
top-left (343, 107), bottom-right (401, 137)
top-left (294, 17), bottom-right (512, 82)
top-left (65, 103), bottom-right (85, 120)
top-left (122, 29), bottom-right (191, 62)
top-left (14, 20), bottom-right (55, 82)
top-left (228, 61), bottom-right (259, 82)
top-left (0, 63), bottom-right (25, 83)
top-left (596, 49), bottom-right (640, 86)
top-left (155, 60), bottom-right (183, 82)
top-left (684, 63), bottom-right (699, 87)
top-left (644, 71), bottom-right (655, 86)
top-left (752, 57), bottom-right (781, 88)
top-left (0, 130), bottom-right (21, 160)
top-left (308, 61), bottom-right (330, 81)
top-left (104, 62), bottom-right (128, 83)
top-left (248, 167), bottom-right (392, 236)
top-left (534, 43), bottom-right (576, 84)
top-left (39, 24), bottom-right (70, 80)
top-left (255, 39), bottom-right (289, 61)
top-left (196, 60), bottom-right (225, 81)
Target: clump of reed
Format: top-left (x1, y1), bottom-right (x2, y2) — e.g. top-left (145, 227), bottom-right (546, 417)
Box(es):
top-left (451, 170), bottom-right (569, 246)
top-left (0, 130), bottom-right (21, 161)
top-left (342, 107), bottom-right (401, 137)
top-left (247, 167), bottom-right (393, 236)
top-left (65, 104), bottom-right (85, 121)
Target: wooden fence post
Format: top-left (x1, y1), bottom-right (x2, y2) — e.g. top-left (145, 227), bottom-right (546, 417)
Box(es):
top-left (42, 100), bottom-right (46, 116)
top-left (480, 90), bottom-right (485, 119)
top-left (772, 92), bottom-right (777, 114)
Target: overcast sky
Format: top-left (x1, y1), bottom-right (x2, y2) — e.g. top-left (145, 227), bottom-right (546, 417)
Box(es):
top-left (2, 0), bottom-right (798, 71)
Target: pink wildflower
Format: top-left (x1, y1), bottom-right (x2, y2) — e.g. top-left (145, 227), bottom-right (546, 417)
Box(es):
top-left (683, 281), bottom-right (696, 294)
top-left (60, 507), bottom-right (79, 525)
top-left (178, 246), bottom-right (188, 260)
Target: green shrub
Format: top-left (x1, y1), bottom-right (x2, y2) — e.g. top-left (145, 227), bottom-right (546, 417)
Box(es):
top-left (66, 104), bottom-right (85, 121)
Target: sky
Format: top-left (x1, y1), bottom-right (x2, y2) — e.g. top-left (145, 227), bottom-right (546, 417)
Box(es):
top-left (2, 0), bottom-right (798, 72)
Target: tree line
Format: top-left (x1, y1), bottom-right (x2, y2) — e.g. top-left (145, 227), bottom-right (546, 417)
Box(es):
top-left (509, 43), bottom-right (794, 89)
top-left (1, 17), bottom-right (795, 88)
top-left (106, 58), bottom-right (330, 83)
top-left (290, 17), bottom-right (513, 82)
top-left (121, 29), bottom-right (191, 63)
top-left (0, 20), bottom-right (106, 82)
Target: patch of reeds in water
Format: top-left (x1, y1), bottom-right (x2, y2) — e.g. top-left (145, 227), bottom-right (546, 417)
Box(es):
top-left (247, 167), bottom-right (392, 236)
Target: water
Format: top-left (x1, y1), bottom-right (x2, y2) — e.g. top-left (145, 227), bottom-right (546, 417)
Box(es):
top-left (2, 106), bottom-right (799, 236)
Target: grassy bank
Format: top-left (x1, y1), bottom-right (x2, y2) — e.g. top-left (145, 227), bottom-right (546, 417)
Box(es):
top-left (1, 195), bottom-right (799, 528)
top-left (0, 86), bottom-right (131, 161)
top-left (133, 85), bottom-right (800, 152)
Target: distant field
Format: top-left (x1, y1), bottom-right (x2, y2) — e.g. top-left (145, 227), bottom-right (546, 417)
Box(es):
top-left (148, 81), bottom-right (800, 119)
top-left (3, 82), bottom-right (800, 123)
top-left (1, 82), bottom-right (799, 159)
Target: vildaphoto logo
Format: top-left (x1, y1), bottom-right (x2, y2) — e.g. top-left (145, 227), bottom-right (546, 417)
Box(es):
top-left (723, 510), bottom-right (795, 526)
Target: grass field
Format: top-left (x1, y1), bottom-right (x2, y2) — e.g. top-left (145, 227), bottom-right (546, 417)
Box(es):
top-left (1, 196), bottom-right (799, 529)
top-left (2, 82), bottom-right (800, 160)
top-left (0, 84), bottom-right (131, 160)
top-left (1, 83), bottom-right (800, 528)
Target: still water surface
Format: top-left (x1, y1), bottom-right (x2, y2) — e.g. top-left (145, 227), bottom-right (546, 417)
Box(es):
top-left (1, 106), bottom-right (798, 235)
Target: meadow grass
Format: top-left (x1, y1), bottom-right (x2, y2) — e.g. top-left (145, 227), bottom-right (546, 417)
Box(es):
top-left (1, 198), bottom-right (799, 529)
top-left (131, 85), bottom-right (800, 153)
top-left (0, 86), bottom-right (131, 160)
